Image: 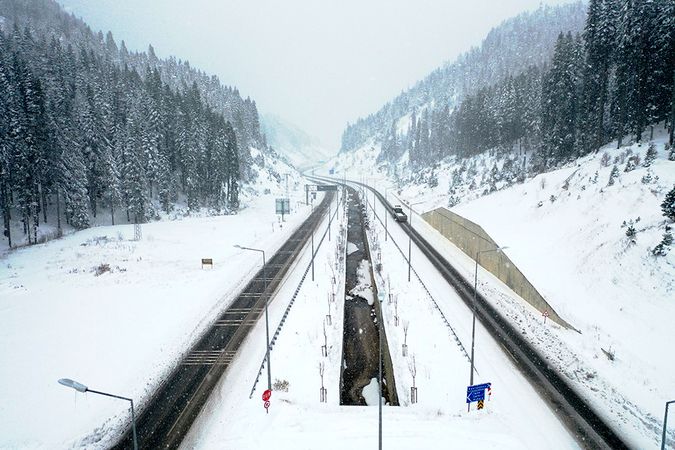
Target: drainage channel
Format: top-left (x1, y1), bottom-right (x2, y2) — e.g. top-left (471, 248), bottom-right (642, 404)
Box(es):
top-left (340, 187), bottom-right (399, 406)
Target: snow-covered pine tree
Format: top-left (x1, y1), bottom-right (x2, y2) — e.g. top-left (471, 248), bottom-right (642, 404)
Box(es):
top-left (608, 164), bottom-right (619, 186)
top-left (662, 184), bottom-right (675, 222)
top-left (643, 142), bottom-right (657, 167)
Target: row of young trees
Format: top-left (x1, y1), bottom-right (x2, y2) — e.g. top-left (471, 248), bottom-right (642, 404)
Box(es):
top-left (378, 0), bottom-right (674, 172)
top-left (0, 24), bottom-right (241, 247)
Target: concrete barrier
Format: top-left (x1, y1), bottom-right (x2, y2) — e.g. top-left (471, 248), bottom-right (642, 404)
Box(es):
top-left (422, 207), bottom-right (576, 330)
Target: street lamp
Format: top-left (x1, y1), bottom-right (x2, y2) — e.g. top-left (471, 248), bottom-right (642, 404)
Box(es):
top-left (407, 201), bottom-right (425, 282)
top-left (377, 291), bottom-right (385, 450)
top-left (663, 399), bottom-right (675, 450)
top-left (234, 244), bottom-right (271, 391)
top-left (58, 378), bottom-right (138, 450)
top-left (469, 246), bottom-right (508, 391)
top-left (382, 187), bottom-right (394, 242)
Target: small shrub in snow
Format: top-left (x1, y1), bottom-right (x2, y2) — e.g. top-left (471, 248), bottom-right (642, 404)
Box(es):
top-left (668, 144), bottom-right (675, 161)
top-left (607, 165), bottom-right (619, 186)
top-left (428, 171), bottom-right (439, 188)
top-left (539, 177), bottom-right (546, 190)
top-left (641, 171), bottom-right (654, 184)
top-left (94, 263), bottom-right (111, 276)
top-left (601, 347), bottom-right (615, 361)
top-left (625, 225), bottom-right (636, 238)
top-left (537, 201), bottom-right (544, 208)
top-left (624, 154), bottom-right (640, 172)
top-left (447, 195), bottom-right (460, 208)
top-left (549, 195), bottom-right (557, 203)
top-left (625, 225), bottom-right (637, 245)
top-left (600, 152), bottom-right (611, 167)
top-left (516, 170), bottom-right (526, 184)
top-left (643, 143), bottom-right (657, 167)
top-left (273, 379), bottom-right (289, 392)
top-left (652, 231), bottom-right (673, 257)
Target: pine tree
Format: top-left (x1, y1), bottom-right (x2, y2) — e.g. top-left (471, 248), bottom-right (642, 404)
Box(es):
top-left (662, 184), bottom-right (675, 221)
top-left (579, 0), bottom-right (616, 153)
top-left (643, 142), bottom-right (657, 167)
top-left (608, 164), bottom-right (619, 185)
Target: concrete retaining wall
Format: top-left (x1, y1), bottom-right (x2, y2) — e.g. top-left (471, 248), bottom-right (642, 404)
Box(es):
top-left (422, 207), bottom-right (575, 330)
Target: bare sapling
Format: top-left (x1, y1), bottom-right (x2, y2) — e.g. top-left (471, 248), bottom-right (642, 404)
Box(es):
top-left (319, 362), bottom-right (327, 402)
top-left (402, 320), bottom-right (409, 356)
top-left (409, 354), bottom-right (418, 404)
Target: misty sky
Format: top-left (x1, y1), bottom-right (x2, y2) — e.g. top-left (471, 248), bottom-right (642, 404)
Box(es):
top-left (58, 0), bottom-right (574, 150)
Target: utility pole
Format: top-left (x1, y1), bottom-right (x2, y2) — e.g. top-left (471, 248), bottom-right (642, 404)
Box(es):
top-left (311, 232), bottom-right (315, 281)
top-left (663, 399), bottom-right (675, 450)
top-left (377, 292), bottom-right (385, 450)
top-left (328, 201), bottom-right (331, 241)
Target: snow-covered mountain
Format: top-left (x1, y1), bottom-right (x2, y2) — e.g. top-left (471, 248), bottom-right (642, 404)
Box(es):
top-left (339, 2), bottom-right (588, 158)
top-left (261, 114), bottom-right (334, 170)
top-left (0, 0), bottom-right (299, 250)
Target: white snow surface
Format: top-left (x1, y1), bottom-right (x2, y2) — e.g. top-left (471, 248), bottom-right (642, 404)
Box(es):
top-left (0, 184), bottom-right (316, 448)
top-left (346, 241), bottom-right (359, 255)
top-left (321, 126), bottom-right (675, 448)
top-left (351, 259), bottom-right (374, 305)
top-left (361, 378), bottom-right (382, 406)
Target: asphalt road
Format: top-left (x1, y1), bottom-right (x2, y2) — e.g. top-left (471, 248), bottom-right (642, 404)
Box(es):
top-left (312, 175), bottom-right (628, 450)
top-left (112, 192), bottom-right (334, 450)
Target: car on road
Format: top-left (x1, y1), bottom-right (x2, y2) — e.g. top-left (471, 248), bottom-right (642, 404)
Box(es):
top-left (392, 205), bottom-right (407, 222)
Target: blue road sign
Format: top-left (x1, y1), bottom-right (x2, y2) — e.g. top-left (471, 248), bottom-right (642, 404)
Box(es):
top-left (466, 382), bottom-right (492, 404)
top-left (466, 390), bottom-right (485, 403)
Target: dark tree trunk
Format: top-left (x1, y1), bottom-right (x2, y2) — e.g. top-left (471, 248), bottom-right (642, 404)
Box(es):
top-left (41, 185), bottom-right (47, 223)
top-left (671, 70), bottom-right (675, 146)
top-left (56, 188), bottom-right (62, 236)
top-left (1, 183), bottom-right (11, 248)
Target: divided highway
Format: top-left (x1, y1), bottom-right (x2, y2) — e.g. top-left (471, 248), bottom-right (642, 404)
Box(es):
top-left (113, 192), bottom-right (333, 449)
top-left (313, 176), bottom-right (628, 450)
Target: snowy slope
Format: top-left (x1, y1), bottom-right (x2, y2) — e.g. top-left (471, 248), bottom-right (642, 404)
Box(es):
top-left (0, 179), bottom-right (318, 448)
top-left (261, 114), bottom-right (335, 170)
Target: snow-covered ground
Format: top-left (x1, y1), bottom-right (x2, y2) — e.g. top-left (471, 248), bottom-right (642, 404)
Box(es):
top-left (0, 179), bottom-right (316, 448)
top-left (321, 127), bottom-right (675, 448)
top-left (184, 188), bottom-right (579, 449)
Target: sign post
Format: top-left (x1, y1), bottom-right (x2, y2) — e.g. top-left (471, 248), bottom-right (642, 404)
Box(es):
top-left (542, 310), bottom-right (549, 323)
top-left (262, 389), bottom-right (272, 414)
top-left (275, 198), bottom-right (290, 221)
top-left (466, 382), bottom-right (491, 412)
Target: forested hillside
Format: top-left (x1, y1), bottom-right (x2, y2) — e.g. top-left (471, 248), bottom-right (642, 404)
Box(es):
top-left (0, 0), bottom-right (266, 247)
top-left (340, 2), bottom-right (588, 155)
top-left (340, 0), bottom-right (675, 180)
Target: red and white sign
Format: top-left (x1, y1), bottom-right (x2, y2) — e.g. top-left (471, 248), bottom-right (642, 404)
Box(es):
top-left (542, 310), bottom-right (549, 323)
top-left (262, 389), bottom-right (272, 413)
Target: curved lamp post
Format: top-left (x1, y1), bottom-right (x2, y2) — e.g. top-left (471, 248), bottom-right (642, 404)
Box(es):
top-left (469, 246), bottom-right (508, 391)
top-left (407, 201), bottom-right (425, 282)
top-left (663, 399), bottom-right (675, 450)
top-left (58, 378), bottom-right (138, 450)
top-left (469, 247), bottom-right (508, 394)
top-left (234, 244), bottom-right (271, 391)
top-left (377, 291), bottom-right (385, 450)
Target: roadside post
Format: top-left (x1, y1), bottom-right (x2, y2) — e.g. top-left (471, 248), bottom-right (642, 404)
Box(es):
top-left (262, 389), bottom-right (272, 414)
top-left (377, 291), bottom-right (385, 450)
top-left (466, 382), bottom-right (492, 412)
top-left (663, 399), bottom-right (675, 450)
